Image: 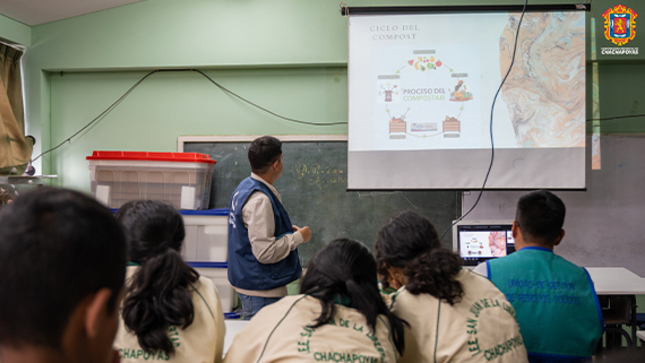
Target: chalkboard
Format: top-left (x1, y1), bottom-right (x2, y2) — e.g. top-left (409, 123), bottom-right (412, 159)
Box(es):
top-left (462, 136), bottom-right (645, 277)
top-left (184, 140), bottom-right (460, 264)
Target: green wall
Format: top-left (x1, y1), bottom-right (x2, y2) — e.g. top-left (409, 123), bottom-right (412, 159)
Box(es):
top-left (18, 0), bottom-right (645, 191)
top-left (0, 13), bottom-right (30, 46)
top-left (596, 63), bottom-right (645, 133)
top-left (49, 68), bottom-right (347, 190)
top-left (25, 0), bottom-right (358, 182)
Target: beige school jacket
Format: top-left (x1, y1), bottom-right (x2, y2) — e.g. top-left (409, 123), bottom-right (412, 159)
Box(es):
top-left (390, 269), bottom-right (528, 363)
top-left (224, 295), bottom-right (399, 363)
top-left (113, 266), bottom-right (226, 363)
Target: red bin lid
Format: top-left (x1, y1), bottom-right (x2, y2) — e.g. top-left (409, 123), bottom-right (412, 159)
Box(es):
top-left (86, 151), bottom-right (216, 164)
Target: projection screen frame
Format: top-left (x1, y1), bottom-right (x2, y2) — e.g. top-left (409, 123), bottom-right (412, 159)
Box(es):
top-left (345, 4), bottom-right (589, 191)
top-left (340, 4), bottom-right (589, 16)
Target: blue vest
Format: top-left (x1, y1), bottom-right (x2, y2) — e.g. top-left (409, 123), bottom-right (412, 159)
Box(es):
top-left (227, 177), bottom-right (302, 291)
top-left (487, 247), bottom-right (604, 362)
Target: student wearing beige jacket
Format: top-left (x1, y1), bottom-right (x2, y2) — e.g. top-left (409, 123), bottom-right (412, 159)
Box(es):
top-left (113, 201), bottom-right (225, 363)
top-left (376, 211), bottom-right (529, 363)
top-left (224, 238), bottom-right (405, 363)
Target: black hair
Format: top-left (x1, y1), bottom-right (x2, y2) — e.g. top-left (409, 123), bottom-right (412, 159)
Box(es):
top-left (375, 211), bottom-right (464, 305)
top-left (300, 238), bottom-right (406, 355)
top-left (115, 200), bottom-right (199, 356)
top-left (515, 190), bottom-right (566, 245)
top-left (248, 136), bottom-right (282, 174)
top-left (0, 187), bottom-right (127, 348)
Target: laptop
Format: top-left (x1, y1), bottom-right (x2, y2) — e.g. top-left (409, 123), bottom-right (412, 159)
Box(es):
top-left (452, 220), bottom-right (515, 266)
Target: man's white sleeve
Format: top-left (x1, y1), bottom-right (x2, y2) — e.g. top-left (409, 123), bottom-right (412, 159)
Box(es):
top-left (242, 192), bottom-right (303, 264)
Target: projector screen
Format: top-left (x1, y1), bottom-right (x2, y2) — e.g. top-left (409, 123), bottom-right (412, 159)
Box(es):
top-left (347, 9), bottom-right (586, 190)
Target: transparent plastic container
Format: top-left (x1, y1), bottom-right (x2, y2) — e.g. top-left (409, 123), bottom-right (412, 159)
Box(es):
top-left (87, 151), bottom-right (215, 210)
top-left (181, 209), bottom-right (228, 263)
top-left (192, 264), bottom-right (236, 313)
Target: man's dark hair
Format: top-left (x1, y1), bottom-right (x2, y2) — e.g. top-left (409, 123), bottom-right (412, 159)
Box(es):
top-left (515, 190), bottom-right (566, 245)
top-left (248, 136), bottom-right (282, 174)
top-left (0, 187), bottom-right (127, 348)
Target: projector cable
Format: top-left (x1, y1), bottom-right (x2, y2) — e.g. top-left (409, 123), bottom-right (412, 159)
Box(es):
top-left (439, 0), bottom-right (529, 242)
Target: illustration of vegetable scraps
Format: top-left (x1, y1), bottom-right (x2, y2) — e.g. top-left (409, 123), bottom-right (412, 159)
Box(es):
top-left (395, 56), bottom-right (453, 74)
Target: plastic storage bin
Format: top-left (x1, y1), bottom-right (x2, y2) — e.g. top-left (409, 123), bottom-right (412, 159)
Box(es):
top-left (192, 263), bottom-right (236, 313)
top-left (87, 151), bottom-right (215, 210)
top-left (181, 209), bottom-right (228, 263)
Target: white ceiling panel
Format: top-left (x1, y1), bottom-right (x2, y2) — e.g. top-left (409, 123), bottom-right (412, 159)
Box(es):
top-left (0, 0), bottom-right (144, 26)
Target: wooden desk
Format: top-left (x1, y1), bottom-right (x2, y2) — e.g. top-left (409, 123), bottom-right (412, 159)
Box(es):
top-left (586, 268), bottom-right (645, 347)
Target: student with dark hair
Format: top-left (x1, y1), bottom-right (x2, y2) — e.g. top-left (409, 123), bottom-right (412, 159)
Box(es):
top-left (228, 135), bottom-right (312, 319)
top-left (223, 238), bottom-right (405, 362)
top-left (0, 187), bottom-right (127, 363)
top-left (113, 200), bottom-right (225, 363)
top-left (376, 211), bottom-right (528, 363)
top-left (474, 190), bottom-right (603, 362)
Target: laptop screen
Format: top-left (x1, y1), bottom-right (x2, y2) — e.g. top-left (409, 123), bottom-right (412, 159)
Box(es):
top-left (453, 221), bottom-right (514, 266)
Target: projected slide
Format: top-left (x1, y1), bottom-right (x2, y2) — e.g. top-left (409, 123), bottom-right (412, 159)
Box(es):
top-left (499, 13), bottom-right (586, 149)
top-left (347, 9), bottom-right (586, 189)
top-left (459, 230), bottom-right (507, 258)
top-left (375, 44), bottom-right (482, 150)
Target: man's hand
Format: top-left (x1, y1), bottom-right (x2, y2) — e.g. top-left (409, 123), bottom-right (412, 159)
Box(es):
top-left (294, 225), bottom-right (312, 243)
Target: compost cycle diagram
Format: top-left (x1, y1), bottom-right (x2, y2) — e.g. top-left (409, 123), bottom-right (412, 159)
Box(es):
top-left (375, 45), bottom-right (481, 150)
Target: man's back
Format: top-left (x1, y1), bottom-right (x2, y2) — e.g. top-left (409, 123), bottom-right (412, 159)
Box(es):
top-left (487, 247), bottom-right (603, 362)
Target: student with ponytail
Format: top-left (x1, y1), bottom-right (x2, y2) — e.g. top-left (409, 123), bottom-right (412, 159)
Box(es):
top-left (224, 238), bottom-right (405, 363)
top-left (112, 201), bottom-right (225, 363)
top-left (376, 211), bottom-right (528, 363)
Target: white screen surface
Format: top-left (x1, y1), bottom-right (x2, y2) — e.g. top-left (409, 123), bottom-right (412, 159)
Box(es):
top-left (348, 11), bottom-right (586, 189)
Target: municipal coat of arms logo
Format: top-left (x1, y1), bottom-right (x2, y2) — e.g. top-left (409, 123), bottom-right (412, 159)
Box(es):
top-left (602, 4), bottom-right (638, 46)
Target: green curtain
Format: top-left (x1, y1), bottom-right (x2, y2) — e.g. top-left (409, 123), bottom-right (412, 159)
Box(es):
top-left (0, 43), bottom-right (32, 175)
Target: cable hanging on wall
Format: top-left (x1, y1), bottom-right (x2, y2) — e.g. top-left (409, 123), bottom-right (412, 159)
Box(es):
top-left (31, 68), bottom-right (348, 166)
top-left (586, 113), bottom-right (645, 122)
top-left (438, 0), bottom-right (530, 242)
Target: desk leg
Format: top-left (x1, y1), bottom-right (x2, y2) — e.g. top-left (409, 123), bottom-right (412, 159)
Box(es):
top-left (632, 295), bottom-right (637, 347)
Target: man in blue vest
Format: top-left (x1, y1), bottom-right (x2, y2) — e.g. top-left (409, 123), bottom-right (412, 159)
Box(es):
top-left (228, 136), bottom-right (312, 319)
top-left (474, 190), bottom-right (603, 362)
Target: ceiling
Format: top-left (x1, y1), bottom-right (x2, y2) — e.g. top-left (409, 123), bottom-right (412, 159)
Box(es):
top-left (0, 0), bottom-right (144, 26)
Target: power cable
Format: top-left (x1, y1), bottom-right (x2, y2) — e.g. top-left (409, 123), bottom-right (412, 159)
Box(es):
top-left (31, 69), bottom-right (347, 164)
top-left (32, 70), bottom-right (161, 162)
top-left (586, 113), bottom-right (645, 123)
top-left (191, 70), bottom-right (347, 127)
top-left (439, 0), bottom-right (529, 242)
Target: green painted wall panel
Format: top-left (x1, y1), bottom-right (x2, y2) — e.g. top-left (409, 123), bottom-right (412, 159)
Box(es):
top-left (597, 63), bottom-right (645, 134)
top-left (29, 0), bottom-right (349, 70)
top-left (49, 68), bottom-right (347, 191)
top-left (0, 13), bottom-right (30, 46)
top-left (29, 0), bottom-right (575, 70)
